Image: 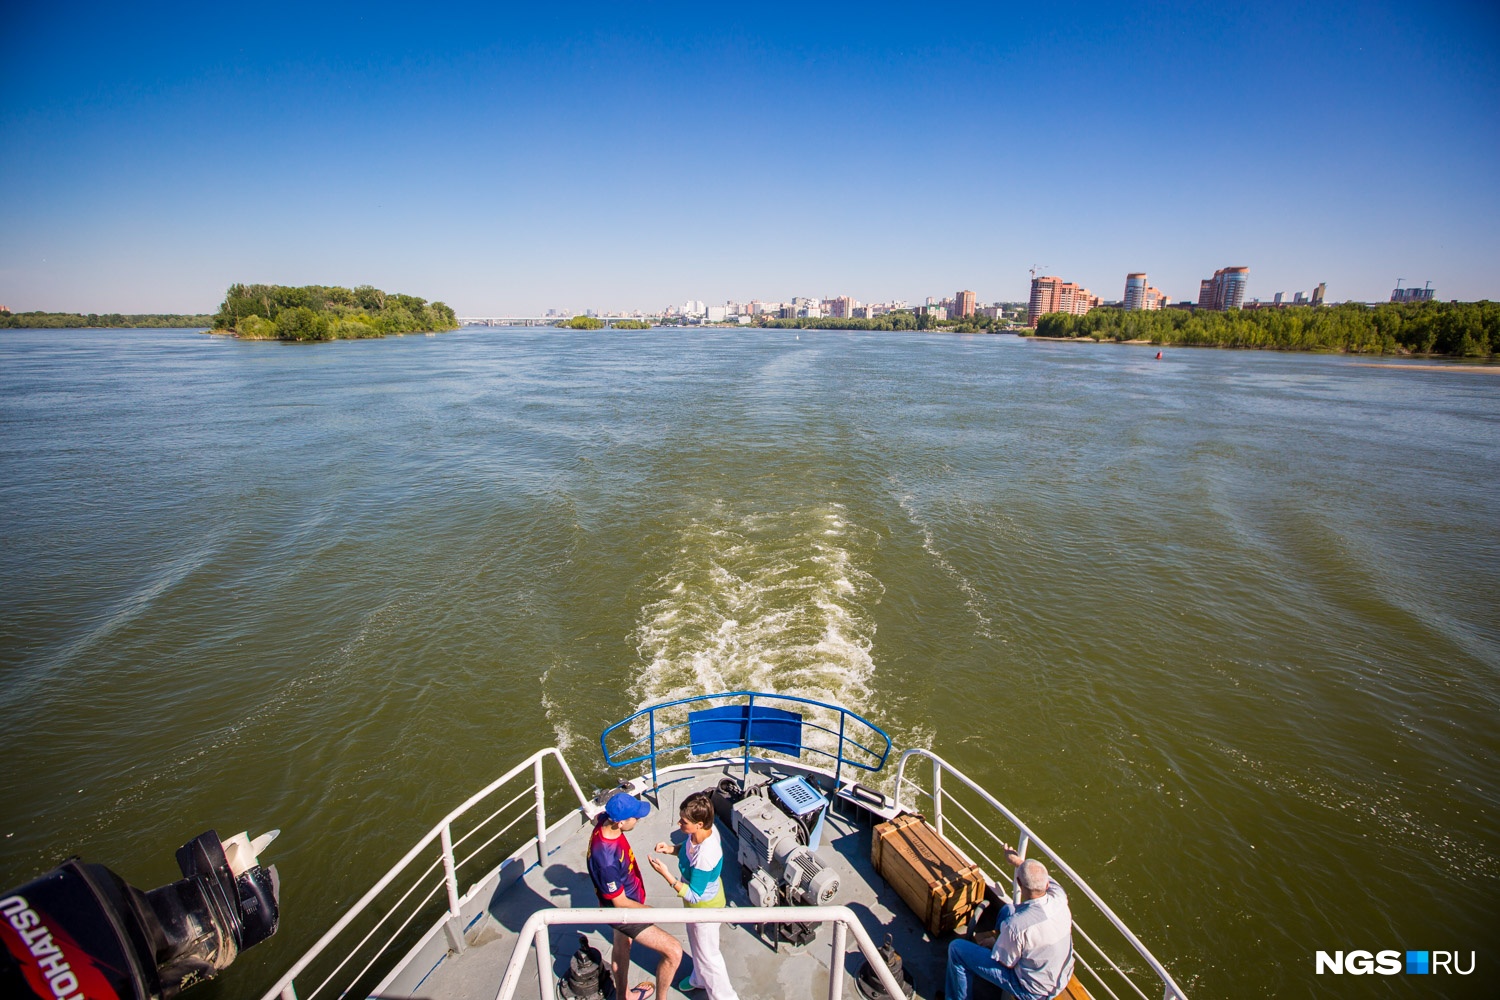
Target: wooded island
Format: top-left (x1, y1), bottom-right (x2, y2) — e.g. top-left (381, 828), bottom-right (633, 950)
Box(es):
top-left (211, 283), bottom-right (458, 341)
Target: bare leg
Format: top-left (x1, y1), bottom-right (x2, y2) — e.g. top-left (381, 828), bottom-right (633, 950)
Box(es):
top-left (632, 925), bottom-right (682, 998)
top-left (612, 929), bottom-right (632, 1000)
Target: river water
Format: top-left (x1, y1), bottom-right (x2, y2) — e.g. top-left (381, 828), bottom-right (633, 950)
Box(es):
top-left (1, 327), bottom-right (1496, 999)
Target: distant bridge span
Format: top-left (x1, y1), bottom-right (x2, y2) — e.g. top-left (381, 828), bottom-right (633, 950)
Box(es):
top-left (458, 316), bottom-right (565, 327)
top-left (458, 316), bottom-right (653, 327)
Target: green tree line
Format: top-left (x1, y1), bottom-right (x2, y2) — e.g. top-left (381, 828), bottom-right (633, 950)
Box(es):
top-left (212, 283), bottom-right (459, 341)
top-left (763, 311), bottom-right (1022, 333)
top-left (764, 311), bottom-right (924, 331)
top-left (1032, 302), bottom-right (1497, 358)
top-left (0, 311), bottom-right (214, 329)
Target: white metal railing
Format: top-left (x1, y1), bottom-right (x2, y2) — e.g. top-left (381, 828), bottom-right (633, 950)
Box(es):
top-left (263, 748), bottom-right (589, 1000)
top-left (493, 906), bottom-right (906, 1000)
top-left (893, 749), bottom-right (1189, 1000)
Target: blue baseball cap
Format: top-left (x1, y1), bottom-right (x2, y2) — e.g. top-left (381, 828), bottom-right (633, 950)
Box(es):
top-left (605, 792), bottom-right (651, 822)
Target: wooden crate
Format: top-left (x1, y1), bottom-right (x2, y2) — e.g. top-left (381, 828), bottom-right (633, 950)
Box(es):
top-left (871, 813), bottom-right (986, 938)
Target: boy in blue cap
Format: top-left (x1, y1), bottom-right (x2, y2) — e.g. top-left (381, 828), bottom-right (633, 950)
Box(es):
top-left (588, 791), bottom-right (683, 1000)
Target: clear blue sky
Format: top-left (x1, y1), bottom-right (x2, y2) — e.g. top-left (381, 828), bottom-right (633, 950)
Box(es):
top-left (2, 1), bottom-right (1496, 314)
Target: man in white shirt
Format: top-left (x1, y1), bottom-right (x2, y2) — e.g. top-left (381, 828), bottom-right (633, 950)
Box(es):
top-left (941, 848), bottom-right (1075, 1000)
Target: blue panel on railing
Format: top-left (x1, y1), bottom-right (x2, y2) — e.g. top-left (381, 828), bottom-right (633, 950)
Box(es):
top-left (689, 705), bottom-right (803, 757)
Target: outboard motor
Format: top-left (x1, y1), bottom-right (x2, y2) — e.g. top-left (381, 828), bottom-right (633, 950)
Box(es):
top-left (854, 934), bottom-right (916, 1000)
top-left (557, 933), bottom-right (611, 1000)
top-left (0, 829), bottom-right (279, 1000)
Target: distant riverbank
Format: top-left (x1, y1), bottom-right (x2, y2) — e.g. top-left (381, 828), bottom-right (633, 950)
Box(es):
top-left (0, 311), bottom-right (212, 329)
top-left (1032, 300), bottom-right (1497, 358)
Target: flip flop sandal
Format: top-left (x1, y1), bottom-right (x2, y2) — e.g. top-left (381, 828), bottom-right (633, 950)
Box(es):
top-left (627, 982), bottom-right (655, 1000)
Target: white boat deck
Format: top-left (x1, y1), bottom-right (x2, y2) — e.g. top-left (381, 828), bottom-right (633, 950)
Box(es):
top-left (386, 763), bottom-right (971, 1000)
top-left (264, 699), bottom-right (1183, 1000)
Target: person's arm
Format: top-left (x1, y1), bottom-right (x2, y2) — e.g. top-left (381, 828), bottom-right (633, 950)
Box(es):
top-left (608, 893), bottom-right (649, 909)
top-left (991, 917), bottom-right (1023, 968)
top-left (646, 854), bottom-right (688, 897)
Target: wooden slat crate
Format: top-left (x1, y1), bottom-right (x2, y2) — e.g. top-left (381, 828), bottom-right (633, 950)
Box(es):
top-left (871, 813), bottom-right (987, 938)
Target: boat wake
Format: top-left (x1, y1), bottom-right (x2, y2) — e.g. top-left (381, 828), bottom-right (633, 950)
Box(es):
top-left (631, 501), bottom-right (883, 725)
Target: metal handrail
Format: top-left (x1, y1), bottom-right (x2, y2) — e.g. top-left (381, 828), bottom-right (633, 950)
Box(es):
top-left (892, 748), bottom-right (1189, 1000)
top-left (600, 690), bottom-right (892, 789)
top-left (492, 905), bottom-right (906, 1000)
top-left (263, 748), bottom-right (589, 1000)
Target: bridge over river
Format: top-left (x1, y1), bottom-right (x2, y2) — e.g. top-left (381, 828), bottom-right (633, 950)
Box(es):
top-left (458, 316), bottom-right (655, 328)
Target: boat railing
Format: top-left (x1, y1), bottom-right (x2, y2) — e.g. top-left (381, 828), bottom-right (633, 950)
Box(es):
top-left (893, 749), bottom-right (1189, 1000)
top-left (262, 747), bottom-right (590, 1000)
top-left (493, 905), bottom-right (907, 1000)
top-left (600, 690), bottom-right (892, 790)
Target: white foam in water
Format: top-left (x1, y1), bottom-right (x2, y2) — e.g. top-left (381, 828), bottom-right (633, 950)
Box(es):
top-left (631, 503), bottom-right (883, 760)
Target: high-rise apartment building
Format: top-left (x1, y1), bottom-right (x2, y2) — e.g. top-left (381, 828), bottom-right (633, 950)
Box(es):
top-left (1391, 281), bottom-right (1434, 303)
top-left (1196, 267), bottom-right (1249, 310)
top-left (1028, 276), bottom-right (1100, 326)
top-left (1311, 282), bottom-right (1326, 306)
top-left (1123, 273), bottom-right (1169, 311)
top-left (826, 295), bottom-right (854, 319)
top-left (955, 290), bottom-right (976, 318)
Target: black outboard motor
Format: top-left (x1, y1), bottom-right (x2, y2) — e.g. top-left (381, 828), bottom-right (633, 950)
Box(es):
top-left (0, 829), bottom-right (279, 1000)
top-left (854, 934), bottom-right (915, 1000)
top-left (557, 933), bottom-right (611, 1000)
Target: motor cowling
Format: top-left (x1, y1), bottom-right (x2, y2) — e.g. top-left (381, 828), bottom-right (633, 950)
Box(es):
top-left (0, 830), bottom-right (279, 1000)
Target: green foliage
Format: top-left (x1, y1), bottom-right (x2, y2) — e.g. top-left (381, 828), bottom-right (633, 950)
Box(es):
top-left (763, 311), bottom-right (921, 331)
top-left (274, 306), bottom-right (331, 341)
top-left (0, 312), bottom-right (215, 329)
top-left (944, 314), bottom-right (1007, 333)
top-left (1030, 302), bottom-right (1498, 358)
top-left (210, 283), bottom-right (460, 341)
top-left (237, 315), bottom-right (278, 339)
top-left (609, 319), bottom-right (653, 329)
top-left (568, 315), bottom-right (605, 329)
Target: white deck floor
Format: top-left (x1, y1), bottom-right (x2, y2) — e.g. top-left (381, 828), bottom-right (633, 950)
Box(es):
top-left (396, 762), bottom-right (989, 1000)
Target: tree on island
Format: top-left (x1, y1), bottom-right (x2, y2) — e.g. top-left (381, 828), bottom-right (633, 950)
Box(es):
top-left (211, 283), bottom-right (458, 341)
top-left (567, 315), bottom-right (605, 329)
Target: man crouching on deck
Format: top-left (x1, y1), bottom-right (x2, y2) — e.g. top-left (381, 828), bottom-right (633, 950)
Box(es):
top-left (587, 791), bottom-right (683, 1000)
top-left (942, 848), bottom-right (1075, 1000)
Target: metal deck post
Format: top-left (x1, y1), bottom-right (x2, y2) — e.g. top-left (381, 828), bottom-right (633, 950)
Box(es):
top-left (827, 920), bottom-right (847, 1000)
top-left (532, 925), bottom-right (550, 999)
top-left (649, 710), bottom-right (659, 791)
top-left (440, 824), bottom-right (467, 954)
top-left (533, 757), bottom-right (548, 866)
top-left (834, 712), bottom-right (847, 787)
top-left (932, 757), bottom-right (944, 840)
top-left (743, 693), bottom-right (755, 782)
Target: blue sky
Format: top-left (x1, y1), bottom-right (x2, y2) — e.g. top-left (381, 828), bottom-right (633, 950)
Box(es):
top-left (2, 1), bottom-right (1496, 314)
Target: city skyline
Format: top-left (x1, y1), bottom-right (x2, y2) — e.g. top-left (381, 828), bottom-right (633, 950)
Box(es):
top-left (2, 2), bottom-right (1497, 314)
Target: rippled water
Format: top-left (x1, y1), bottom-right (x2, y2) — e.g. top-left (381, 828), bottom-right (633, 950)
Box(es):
top-left (1, 327), bottom-right (1496, 999)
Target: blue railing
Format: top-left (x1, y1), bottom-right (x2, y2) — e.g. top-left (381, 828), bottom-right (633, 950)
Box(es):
top-left (600, 691), bottom-right (892, 791)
